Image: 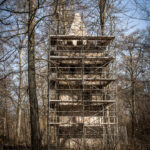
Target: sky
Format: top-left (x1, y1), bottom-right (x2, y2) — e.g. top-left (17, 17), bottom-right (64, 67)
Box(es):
top-left (81, 0), bottom-right (150, 36)
top-left (120, 0), bottom-right (150, 32)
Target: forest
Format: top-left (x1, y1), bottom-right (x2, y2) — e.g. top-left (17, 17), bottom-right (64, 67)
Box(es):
top-left (0, 0), bottom-right (150, 150)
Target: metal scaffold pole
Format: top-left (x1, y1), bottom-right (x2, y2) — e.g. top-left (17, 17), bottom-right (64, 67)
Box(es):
top-left (47, 31), bottom-right (51, 150)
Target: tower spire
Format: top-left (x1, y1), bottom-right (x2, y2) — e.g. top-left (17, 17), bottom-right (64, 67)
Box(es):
top-left (69, 13), bottom-right (88, 36)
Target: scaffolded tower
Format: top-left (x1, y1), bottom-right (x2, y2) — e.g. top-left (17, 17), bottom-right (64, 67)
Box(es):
top-left (48, 13), bottom-right (118, 149)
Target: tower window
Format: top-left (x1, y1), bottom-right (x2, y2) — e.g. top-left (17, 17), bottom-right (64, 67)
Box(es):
top-left (77, 40), bottom-right (83, 45)
top-left (67, 41), bottom-right (73, 45)
top-left (84, 67), bottom-right (90, 74)
top-left (70, 65), bottom-right (75, 74)
top-left (83, 92), bottom-right (91, 101)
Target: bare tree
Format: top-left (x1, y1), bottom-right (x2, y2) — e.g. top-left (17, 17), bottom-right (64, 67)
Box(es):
top-left (117, 31), bottom-right (146, 146)
top-left (28, 0), bottom-right (41, 149)
top-left (16, 37), bottom-right (25, 143)
top-left (99, 0), bottom-right (107, 35)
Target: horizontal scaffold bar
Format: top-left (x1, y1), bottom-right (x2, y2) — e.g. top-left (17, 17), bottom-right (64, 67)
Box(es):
top-left (50, 35), bottom-right (115, 40)
top-left (49, 104), bottom-right (113, 111)
top-left (58, 134), bottom-right (114, 139)
top-left (49, 110), bottom-right (116, 116)
top-left (51, 46), bottom-right (108, 51)
top-left (52, 48), bottom-right (106, 52)
top-left (50, 56), bottom-right (114, 60)
top-left (55, 44), bottom-right (109, 47)
top-left (50, 66), bottom-right (110, 68)
top-left (55, 89), bottom-right (116, 91)
top-left (49, 123), bottom-right (116, 125)
top-left (51, 78), bottom-right (115, 81)
top-left (53, 61), bottom-right (113, 66)
top-left (49, 100), bottom-right (116, 103)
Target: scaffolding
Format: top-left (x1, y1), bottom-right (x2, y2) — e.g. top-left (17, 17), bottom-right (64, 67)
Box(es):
top-left (47, 35), bottom-right (118, 149)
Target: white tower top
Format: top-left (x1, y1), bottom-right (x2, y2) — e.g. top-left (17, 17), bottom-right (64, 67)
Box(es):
top-left (69, 13), bottom-right (88, 36)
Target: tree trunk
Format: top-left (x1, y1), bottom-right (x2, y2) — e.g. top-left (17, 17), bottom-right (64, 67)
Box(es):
top-left (131, 80), bottom-right (135, 138)
top-left (99, 0), bottom-right (106, 35)
top-left (28, 0), bottom-right (41, 150)
top-left (16, 39), bottom-right (25, 143)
